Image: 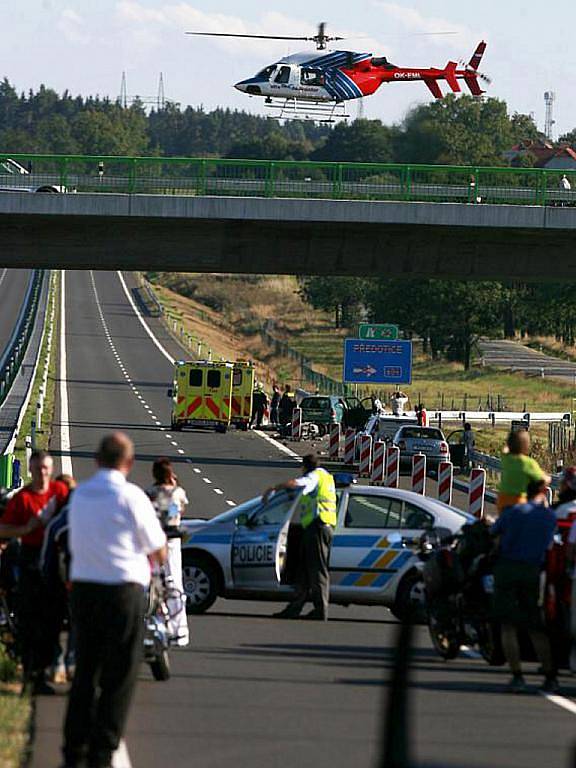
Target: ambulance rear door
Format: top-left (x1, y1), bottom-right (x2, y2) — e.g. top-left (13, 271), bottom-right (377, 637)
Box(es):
top-left (204, 364), bottom-right (233, 426)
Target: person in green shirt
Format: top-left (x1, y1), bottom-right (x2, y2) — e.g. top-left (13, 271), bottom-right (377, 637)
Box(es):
top-left (497, 430), bottom-right (548, 513)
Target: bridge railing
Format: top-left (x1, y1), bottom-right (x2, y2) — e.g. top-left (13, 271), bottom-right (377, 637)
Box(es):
top-left (0, 153), bottom-right (574, 205)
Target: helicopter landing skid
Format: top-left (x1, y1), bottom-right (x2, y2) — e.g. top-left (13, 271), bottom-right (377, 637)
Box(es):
top-left (264, 98), bottom-right (350, 123)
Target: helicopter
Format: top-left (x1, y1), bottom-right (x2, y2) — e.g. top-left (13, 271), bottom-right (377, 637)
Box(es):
top-left (186, 22), bottom-right (490, 121)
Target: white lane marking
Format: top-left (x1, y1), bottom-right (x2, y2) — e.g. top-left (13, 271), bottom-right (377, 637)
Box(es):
top-left (112, 739), bottom-right (133, 768)
top-left (116, 271), bottom-right (175, 364)
top-left (171, 441), bottom-right (178, 447)
top-left (116, 272), bottom-right (300, 464)
top-left (252, 429), bottom-right (301, 460)
top-left (226, 500), bottom-right (236, 507)
top-left (461, 644), bottom-right (576, 717)
top-left (193, 468), bottom-right (201, 474)
top-left (203, 478), bottom-right (212, 484)
top-left (59, 271), bottom-right (73, 475)
top-left (541, 693), bottom-right (576, 716)
top-left (178, 449), bottom-right (185, 455)
top-left (214, 489), bottom-right (224, 495)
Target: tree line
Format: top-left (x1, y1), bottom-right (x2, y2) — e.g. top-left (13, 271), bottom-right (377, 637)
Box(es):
top-left (299, 277), bottom-right (576, 370)
top-left (3, 77), bottom-right (574, 166)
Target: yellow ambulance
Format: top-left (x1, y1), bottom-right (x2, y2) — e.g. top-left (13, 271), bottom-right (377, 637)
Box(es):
top-left (169, 361), bottom-right (234, 433)
top-left (230, 361), bottom-right (255, 431)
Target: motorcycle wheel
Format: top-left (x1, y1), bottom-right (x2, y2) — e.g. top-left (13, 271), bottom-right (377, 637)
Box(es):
top-left (150, 650), bottom-right (171, 681)
top-left (428, 611), bottom-right (460, 660)
top-left (476, 621), bottom-right (505, 666)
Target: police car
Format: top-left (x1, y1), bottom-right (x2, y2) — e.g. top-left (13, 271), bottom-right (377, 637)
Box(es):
top-left (181, 478), bottom-right (472, 618)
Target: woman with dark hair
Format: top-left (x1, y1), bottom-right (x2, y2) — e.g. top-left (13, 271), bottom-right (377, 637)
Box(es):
top-left (146, 458), bottom-right (189, 647)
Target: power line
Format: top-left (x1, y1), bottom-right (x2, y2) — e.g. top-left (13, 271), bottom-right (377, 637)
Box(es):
top-left (117, 72), bottom-right (173, 110)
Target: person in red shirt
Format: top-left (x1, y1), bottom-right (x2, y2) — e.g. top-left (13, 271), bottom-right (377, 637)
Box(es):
top-left (0, 450), bottom-right (69, 694)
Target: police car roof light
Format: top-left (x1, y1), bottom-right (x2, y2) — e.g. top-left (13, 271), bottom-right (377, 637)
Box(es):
top-left (333, 472), bottom-right (356, 488)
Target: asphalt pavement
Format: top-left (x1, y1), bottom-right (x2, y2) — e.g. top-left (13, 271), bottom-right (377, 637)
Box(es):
top-left (29, 271), bottom-right (576, 768)
top-left (0, 268), bottom-right (33, 356)
top-left (479, 339), bottom-right (576, 385)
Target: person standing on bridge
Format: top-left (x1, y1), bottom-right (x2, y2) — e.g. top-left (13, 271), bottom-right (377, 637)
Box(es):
top-left (263, 454), bottom-right (337, 621)
top-left (62, 433), bottom-right (166, 768)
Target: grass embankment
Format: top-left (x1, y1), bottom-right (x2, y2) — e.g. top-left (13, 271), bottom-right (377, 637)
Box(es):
top-left (0, 276), bottom-right (57, 765)
top-left (14, 273), bottom-right (59, 475)
top-left (0, 647), bottom-right (30, 767)
top-left (148, 273), bottom-right (345, 385)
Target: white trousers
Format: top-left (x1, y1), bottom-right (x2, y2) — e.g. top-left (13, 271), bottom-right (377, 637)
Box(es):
top-left (167, 538), bottom-right (190, 647)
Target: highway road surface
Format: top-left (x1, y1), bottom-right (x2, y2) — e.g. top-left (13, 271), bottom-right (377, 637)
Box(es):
top-left (0, 268), bottom-right (33, 358)
top-left (479, 339), bottom-right (576, 386)
top-left (28, 271), bottom-right (576, 768)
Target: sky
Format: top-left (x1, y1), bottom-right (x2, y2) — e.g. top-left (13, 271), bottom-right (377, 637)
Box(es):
top-left (3, 0), bottom-right (576, 136)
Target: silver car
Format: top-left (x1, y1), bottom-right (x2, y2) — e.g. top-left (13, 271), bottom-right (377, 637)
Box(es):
top-left (180, 480), bottom-right (472, 619)
top-left (393, 425), bottom-right (450, 470)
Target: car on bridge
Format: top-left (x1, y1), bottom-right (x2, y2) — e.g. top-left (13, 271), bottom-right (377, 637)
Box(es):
top-left (180, 479), bottom-right (472, 619)
top-left (0, 158), bottom-right (66, 193)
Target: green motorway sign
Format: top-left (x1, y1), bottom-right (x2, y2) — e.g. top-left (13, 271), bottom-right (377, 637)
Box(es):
top-left (358, 323), bottom-right (399, 341)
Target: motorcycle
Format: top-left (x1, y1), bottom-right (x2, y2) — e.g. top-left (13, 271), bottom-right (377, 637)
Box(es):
top-left (419, 522), bottom-right (505, 665)
top-left (143, 570), bottom-right (185, 681)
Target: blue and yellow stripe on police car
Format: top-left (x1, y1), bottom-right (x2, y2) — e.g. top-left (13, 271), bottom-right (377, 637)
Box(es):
top-left (331, 533), bottom-right (414, 588)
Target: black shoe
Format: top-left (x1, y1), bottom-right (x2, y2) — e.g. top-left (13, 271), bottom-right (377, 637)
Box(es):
top-left (507, 674), bottom-right (526, 694)
top-left (541, 676), bottom-right (560, 694)
top-left (272, 608), bottom-right (300, 619)
top-left (301, 609), bottom-right (327, 621)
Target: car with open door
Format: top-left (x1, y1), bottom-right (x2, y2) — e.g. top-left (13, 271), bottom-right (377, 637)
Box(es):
top-left (180, 479), bottom-right (472, 619)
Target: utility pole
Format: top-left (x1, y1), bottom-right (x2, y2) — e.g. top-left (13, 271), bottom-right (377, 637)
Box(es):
top-left (544, 91), bottom-right (556, 141)
top-left (119, 71), bottom-right (128, 109)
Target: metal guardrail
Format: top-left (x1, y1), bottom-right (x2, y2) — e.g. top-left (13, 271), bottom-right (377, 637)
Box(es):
top-left (0, 270), bottom-right (44, 406)
top-left (1, 153), bottom-right (576, 206)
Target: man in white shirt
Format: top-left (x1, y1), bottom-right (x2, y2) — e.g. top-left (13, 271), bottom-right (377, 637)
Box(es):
top-left (62, 433), bottom-right (167, 768)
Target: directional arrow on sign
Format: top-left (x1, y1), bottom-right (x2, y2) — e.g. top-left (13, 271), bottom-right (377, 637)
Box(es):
top-left (353, 366), bottom-right (377, 377)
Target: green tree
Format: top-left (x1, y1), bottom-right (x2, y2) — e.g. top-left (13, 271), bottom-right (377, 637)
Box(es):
top-left (311, 120), bottom-right (397, 163)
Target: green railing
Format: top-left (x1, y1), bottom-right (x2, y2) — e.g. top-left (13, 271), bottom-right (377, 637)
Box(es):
top-left (0, 153), bottom-right (574, 206)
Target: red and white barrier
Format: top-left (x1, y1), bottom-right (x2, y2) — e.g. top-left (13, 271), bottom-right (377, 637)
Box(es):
top-left (329, 423), bottom-right (341, 461)
top-left (411, 453), bottom-right (426, 495)
top-left (371, 441), bottom-right (386, 485)
top-left (344, 428), bottom-right (356, 466)
top-left (358, 434), bottom-right (373, 478)
top-left (468, 468), bottom-right (486, 519)
top-left (385, 446), bottom-right (400, 488)
top-left (291, 407), bottom-right (302, 441)
top-left (437, 461), bottom-right (453, 506)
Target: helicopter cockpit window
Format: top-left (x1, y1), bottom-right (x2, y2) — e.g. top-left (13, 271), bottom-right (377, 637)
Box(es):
top-left (274, 66), bottom-right (292, 84)
top-left (257, 65), bottom-right (276, 81)
top-left (301, 68), bottom-right (325, 86)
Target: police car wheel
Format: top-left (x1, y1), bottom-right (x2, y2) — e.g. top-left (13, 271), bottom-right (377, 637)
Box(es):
top-left (391, 572), bottom-right (426, 624)
top-left (182, 557), bottom-right (218, 614)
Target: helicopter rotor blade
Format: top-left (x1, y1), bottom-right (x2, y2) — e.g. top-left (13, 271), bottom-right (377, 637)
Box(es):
top-left (185, 31), bottom-right (312, 42)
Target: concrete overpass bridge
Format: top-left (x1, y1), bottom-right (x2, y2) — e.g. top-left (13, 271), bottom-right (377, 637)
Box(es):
top-left (1, 153), bottom-right (575, 278)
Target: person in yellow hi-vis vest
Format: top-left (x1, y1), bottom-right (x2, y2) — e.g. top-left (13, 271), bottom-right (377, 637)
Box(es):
top-left (263, 454), bottom-right (337, 621)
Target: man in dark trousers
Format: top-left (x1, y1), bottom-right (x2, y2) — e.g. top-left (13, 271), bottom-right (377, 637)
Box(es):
top-left (263, 454), bottom-right (337, 621)
top-left (491, 478), bottom-right (558, 694)
top-left (62, 433), bottom-right (167, 768)
top-left (278, 384), bottom-right (296, 435)
top-left (0, 450), bottom-right (70, 694)
top-left (250, 383), bottom-right (268, 429)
